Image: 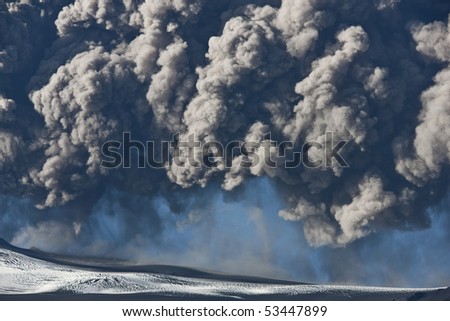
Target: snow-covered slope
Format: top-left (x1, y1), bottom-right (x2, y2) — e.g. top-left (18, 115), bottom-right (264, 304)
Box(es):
top-left (0, 239), bottom-right (448, 300)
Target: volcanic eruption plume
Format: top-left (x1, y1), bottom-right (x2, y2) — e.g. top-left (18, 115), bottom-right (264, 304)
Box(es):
top-left (0, 0), bottom-right (449, 286)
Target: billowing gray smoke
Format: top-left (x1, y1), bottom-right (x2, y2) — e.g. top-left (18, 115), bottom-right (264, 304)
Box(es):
top-left (0, 0), bottom-right (449, 284)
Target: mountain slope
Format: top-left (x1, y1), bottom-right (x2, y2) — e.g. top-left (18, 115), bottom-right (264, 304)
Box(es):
top-left (0, 240), bottom-right (448, 300)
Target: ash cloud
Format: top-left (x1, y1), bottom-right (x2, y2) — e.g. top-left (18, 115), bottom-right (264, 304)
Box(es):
top-left (0, 0), bottom-right (449, 285)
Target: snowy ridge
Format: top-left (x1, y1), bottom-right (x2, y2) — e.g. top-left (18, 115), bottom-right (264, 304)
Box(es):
top-left (0, 240), bottom-right (448, 300)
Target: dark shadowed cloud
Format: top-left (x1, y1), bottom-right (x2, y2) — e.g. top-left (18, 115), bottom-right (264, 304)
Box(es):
top-left (0, 0), bottom-right (449, 286)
